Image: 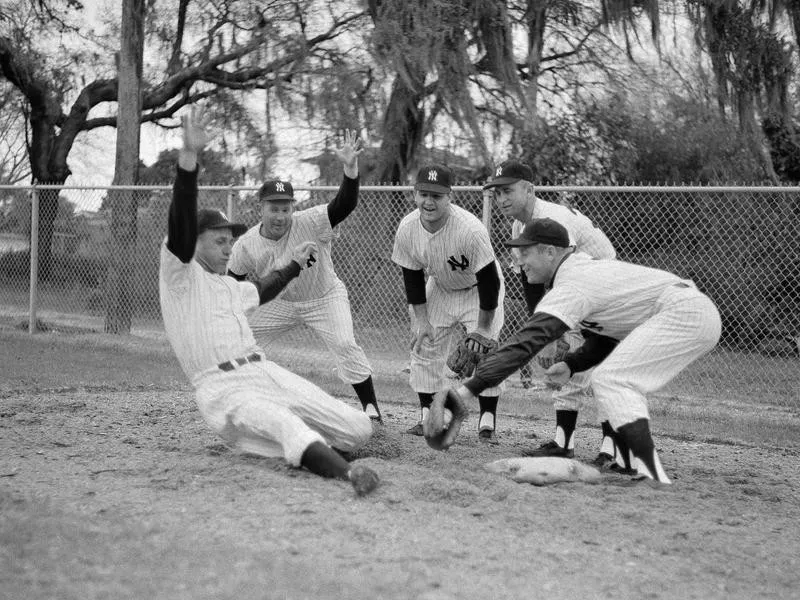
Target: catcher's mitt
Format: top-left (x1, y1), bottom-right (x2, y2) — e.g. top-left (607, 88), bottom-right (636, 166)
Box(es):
top-left (446, 332), bottom-right (499, 378)
top-left (423, 388), bottom-right (469, 451)
top-left (536, 336), bottom-right (571, 370)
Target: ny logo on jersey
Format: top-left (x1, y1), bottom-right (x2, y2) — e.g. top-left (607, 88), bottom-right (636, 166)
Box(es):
top-left (579, 319), bottom-right (604, 332)
top-left (427, 170), bottom-right (438, 182)
top-left (447, 254), bottom-right (469, 271)
top-left (306, 254), bottom-right (317, 269)
top-left (275, 182), bottom-right (285, 192)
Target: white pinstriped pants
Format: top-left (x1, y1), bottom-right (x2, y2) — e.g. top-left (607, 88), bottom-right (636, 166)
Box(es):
top-left (194, 358), bottom-right (372, 467)
top-left (410, 281), bottom-right (505, 396)
top-left (247, 280), bottom-right (372, 384)
top-left (591, 285), bottom-right (722, 428)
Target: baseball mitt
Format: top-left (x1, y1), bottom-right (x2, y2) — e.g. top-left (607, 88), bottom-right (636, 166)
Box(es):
top-left (446, 332), bottom-right (499, 378)
top-left (423, 388), bottom-right (469, 451)
top-left (536, 336), bottom-right (570, 370)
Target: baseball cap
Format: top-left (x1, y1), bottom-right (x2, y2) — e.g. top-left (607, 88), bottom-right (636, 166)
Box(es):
top-left (483, 160), bottom-right (533, 188)
top-left (197, 209), bottom-right (247, 237)
top-left (505, 218), bottom-right (570, 248)
top-left (415, 165), bottom-right (453, 194)
top-left (259, 180), bottom-right (295, 202)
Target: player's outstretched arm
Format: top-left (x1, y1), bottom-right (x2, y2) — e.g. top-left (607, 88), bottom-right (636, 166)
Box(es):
top-left (327, 129), bottom-right (364, 227)
top-left (254, 242), bottom-right (317, 304)
top-left (167, 107), bottom-right (213, 263)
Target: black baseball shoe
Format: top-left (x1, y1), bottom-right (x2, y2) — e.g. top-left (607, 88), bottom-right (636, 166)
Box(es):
top-left (522, 439), bottom-right (574, 458)
top-left (478, 427), bottom-right (499, 445)
top-left (364, 403), bottom-right (383, 424)
top-left (405, 422), bottom-right (424, 436)
top-left (349, 464), bottom-right (380, 496)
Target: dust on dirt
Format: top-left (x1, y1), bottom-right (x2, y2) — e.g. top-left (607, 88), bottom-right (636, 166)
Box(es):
top-left (1, 326), bottom-right (799, 600)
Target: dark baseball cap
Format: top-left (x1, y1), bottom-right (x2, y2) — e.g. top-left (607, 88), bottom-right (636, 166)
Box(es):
top-left (505, 218), bottom-right (570, 248)
top-left (483, 160), bottom-right (534, 188)
top-left (415, 165), bottom-right (453, 194)
top-left (259, 180), bottom-right (295, 202)
top-left (197, 209), bottom-right (247, 237)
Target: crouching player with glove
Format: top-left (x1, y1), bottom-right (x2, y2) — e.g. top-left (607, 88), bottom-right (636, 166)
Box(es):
top-left (429, 217), bottom-right (720, 485)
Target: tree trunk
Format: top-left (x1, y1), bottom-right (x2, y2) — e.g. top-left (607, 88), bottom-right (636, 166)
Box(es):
top-left (105, 0), bottom-right (145, 334)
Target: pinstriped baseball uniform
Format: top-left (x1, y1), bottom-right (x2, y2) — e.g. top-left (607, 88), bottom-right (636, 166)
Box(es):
top-left (392, 204), bottom-right (505, 395)
top-left (513, 198), bottom-right (616, 415)
top-left (535, 252), bottom-right (721, 427)
top-left (160, 170), bottom-right (372, 468)
top-left (228, 204), bottom-right (371, 384)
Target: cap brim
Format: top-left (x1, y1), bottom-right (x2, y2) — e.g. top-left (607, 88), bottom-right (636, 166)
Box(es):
top-left (262, 194), bottom-right (295, 202)
top-left (415, 183), bottom-right (451, 194)
top-left (206, 223), bottom-right (247, 237)
top-left (504, 237), bottom-right (538, 248)
top-left (484, 176), bottom-right (522, 189)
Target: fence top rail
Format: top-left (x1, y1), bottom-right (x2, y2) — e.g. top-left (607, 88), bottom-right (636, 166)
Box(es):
top-left (3, 184), bottom-right (800, 193)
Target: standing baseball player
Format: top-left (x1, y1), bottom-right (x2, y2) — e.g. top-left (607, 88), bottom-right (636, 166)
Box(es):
top-left (392, 164), bottom-right (505, 444)
top-left (444, 218), bottom-right (721, 483)
top-left (159, 108), bottom-right (379, 496)
top-left (227, 130), bottom-right (383, 423)
top-left (484, 159), bottom-right (618, 466)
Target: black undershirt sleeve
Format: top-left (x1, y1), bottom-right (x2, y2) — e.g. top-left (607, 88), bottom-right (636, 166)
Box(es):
top-left (563, 331), bottom-right (619, 374)
top-left (519, 273), bottom-right (546, 314)
top-left (255, 261), bottom-right (302, 304)
top-left (166, 166), bottom-right (198, 263)
top-left (463, 312), bottom-right (570, 395)
top-left (402, 267), bottom-right (427, 305)
top-left (326, 175), bottom-right (360, 227)
top-left (475, 262), bottom-right (500, 311)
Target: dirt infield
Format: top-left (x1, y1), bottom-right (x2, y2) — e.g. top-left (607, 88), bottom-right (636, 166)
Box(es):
top-left (2, 325), bottom-right (799, 600)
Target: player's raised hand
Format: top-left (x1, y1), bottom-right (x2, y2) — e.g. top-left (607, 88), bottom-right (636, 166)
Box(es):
top-left (333, 129), bottom-right (364, 178)
top-left (182, 106), bottom-right (214, 154)
top-left (292, 241), bottom-right (318, 267)
top-left (543, 361), bottom-right (571, 390)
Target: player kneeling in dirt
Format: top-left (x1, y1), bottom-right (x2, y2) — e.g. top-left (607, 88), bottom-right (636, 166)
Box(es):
top-left (158, 107), bottom-right (379, 496)
top-left (432, 218), bottom-right (721, 484)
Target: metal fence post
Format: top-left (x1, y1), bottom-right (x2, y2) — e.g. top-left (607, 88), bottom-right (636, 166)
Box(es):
top-left (227, 187), bottom-right (235, 222)
top-left (28, 185), bottom-right (40, 334)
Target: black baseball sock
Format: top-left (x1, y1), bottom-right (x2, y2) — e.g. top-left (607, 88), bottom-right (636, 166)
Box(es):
top-left (352, 376), bottom-right (379, 412)
top-left (478, 395), bottom-right (498, 430)
top-left (300, 441), bottom-right (350, 480)
top-left (616, 418), bottom-right (671, 482)
top-left (599, 420), bottom-right (616, 457)
top-left (555, 409), bottom-right (578, 450)
top-left (418, 392), bottom-right (434, 422)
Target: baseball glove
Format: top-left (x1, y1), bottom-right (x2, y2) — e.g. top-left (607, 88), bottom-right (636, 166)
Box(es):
top-left (536, 336), bottom-right (571, 370)
top-left (423, 388), bottom-right (469, 451)
top-left (446, 332), bottom-right (499, 379)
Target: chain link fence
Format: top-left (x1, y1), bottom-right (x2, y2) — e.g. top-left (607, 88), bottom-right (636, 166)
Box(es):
top-left (1, 183), bottom-right (797, 404)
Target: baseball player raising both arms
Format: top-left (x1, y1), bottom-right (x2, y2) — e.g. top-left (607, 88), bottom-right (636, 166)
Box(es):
top-left (227, 130), bottom-right (383, 423)
top-left (443, 218), bottom-right (721, 483)
top-left (484, 160), bottom-right (618, 466)
top-left (159, 108), bottom-right (379, 496)
top-left (392, 164), bottom-right (505, 444)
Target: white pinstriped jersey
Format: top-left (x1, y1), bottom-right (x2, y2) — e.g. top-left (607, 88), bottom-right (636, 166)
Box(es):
top-left (228, 204), bottom-right (338, 302)
top-left (392, 205), bottom-right (500, 291)
top-left (159, 242), bottom-right (261, 383)
top-left (536, 252), bottom-right (693, 340)
top-left (512, 198), bottom-right (616, 264)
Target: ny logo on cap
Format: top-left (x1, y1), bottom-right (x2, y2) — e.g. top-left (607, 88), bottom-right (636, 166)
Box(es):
top-left (428, 170), bottom-right (438, 182)
top-left (496, 166), bottom-right (503, 176)
top-left (275, 182), bottom-right (285, 192)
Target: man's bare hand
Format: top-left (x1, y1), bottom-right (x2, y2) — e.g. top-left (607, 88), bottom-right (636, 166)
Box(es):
top-left (292, 242), bottom-right (318, 267)
top-left (334, 129), bottom-right (364, 178)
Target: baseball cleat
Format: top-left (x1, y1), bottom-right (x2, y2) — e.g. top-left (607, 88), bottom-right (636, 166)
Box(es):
top-left (591, 451), bottom-right (615, 469)
top-left (364, 403), bottom-right (383, 424)
top-left (405, 422), bottom-right (424, 436)
top-left (522, 439), bottom-right (574, 458)
top-left (348, 464), bottom-right (380, 496)
top-left (478, 427), bottom-right (499, 445)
